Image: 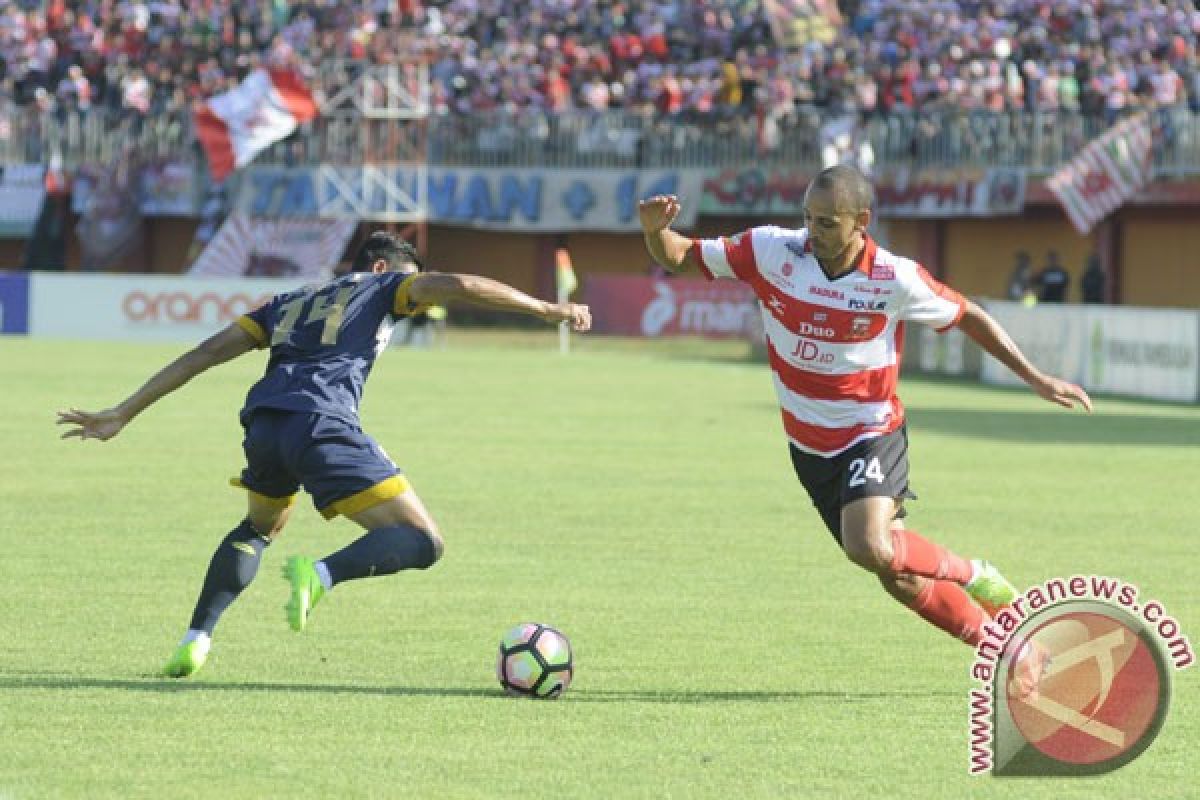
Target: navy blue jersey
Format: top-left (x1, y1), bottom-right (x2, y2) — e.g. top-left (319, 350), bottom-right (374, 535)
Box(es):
top-left (235, 271), bottom-right (426, 424)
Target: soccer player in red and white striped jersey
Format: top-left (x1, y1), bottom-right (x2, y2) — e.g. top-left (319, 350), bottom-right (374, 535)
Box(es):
top-left (640, 166), bottom-right (1090, 692)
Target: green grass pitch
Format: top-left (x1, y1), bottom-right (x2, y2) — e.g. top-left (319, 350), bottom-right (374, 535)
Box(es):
top-left (1, 334), bottom-right (1196, 799)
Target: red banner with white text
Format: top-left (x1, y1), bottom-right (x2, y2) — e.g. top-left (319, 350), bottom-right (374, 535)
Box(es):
top-left (584, 275), bottom-right (758, 338)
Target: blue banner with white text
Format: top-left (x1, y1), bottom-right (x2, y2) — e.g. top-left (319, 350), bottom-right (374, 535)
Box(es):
top-left (232, 167), bottom-right (704, 231)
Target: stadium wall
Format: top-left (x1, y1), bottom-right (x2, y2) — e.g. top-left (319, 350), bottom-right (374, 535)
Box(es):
top-left (6, 271), bottom-right (1198, 403)
top-left (3, 208), bottom-right (1199, 308)
top-left (935, 216), bottom-right (1095, 300)
top-left (903, 302), bottom-right (1200, 403)
top-left (1118, 207), bottom-right (1200, 308)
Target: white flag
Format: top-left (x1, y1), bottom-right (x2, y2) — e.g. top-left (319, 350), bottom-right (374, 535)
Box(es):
top-left (194, 69), bottom-right (317, 182)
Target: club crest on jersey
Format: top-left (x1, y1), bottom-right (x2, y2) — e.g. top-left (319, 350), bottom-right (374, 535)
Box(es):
top-left (849, 316), bottom-right (873, 338)
top-left (782, 261), bottom-right (794, 276)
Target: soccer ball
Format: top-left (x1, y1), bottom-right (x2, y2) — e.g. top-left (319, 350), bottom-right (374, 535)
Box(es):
top-left (496, 623), bottom-right (573, 699)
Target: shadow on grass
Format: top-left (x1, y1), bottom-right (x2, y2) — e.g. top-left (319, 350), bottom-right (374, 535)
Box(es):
top-left (907, 407), bottom-right (1200, 447)
top-left (0, 672), bottom-right (958, 703)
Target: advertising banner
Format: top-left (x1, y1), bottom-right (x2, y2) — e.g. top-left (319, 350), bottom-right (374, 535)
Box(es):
top-left (584, 275), bottom-right (757, 338)
top-left (1082, 307), bottom-right (1199, 402)
top-left (72, 161), bottom-right (200, 217)
top-left (981, 302), bottom-right (1198, 403)
top-left (700, 167), bottom-right (1025, 217)
top-left (0, 272), bottom-right (30, 333)
top-left (188, 215), bottom-right (355, 278)
top-left (29, 273), bottom-right (300, 342)
top-left (233, 166), bottom-right (704, 231)
top-left (909, 324), bottom-right (981, 378)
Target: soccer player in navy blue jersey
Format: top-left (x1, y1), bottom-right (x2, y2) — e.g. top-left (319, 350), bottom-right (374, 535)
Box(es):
top-left (57, 232), bottom-right (592, 677)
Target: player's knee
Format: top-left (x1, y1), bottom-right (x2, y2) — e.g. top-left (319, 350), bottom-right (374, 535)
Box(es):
top-left (841, 529), bottom-right (893, 574)
top-left (424, 529), bottom-right (445, 567)
top-left (878, 572), bottom-right (923, 604)
top-left (407, 526), bottom-right (443, 569)
top-left (247, 509), bottom-right (290, 540)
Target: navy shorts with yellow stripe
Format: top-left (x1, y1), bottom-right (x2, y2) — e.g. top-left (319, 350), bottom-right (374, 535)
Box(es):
top-left (233, 409), bottom-right (409, 519)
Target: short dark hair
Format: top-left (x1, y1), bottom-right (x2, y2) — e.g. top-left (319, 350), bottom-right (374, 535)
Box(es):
top-left (350, 231), bottom-right (425, 273)
top-left (809, 165), bottom-right (874, 213)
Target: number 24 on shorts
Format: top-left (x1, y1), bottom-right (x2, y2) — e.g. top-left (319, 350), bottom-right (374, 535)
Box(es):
top-left (848, 457), bottom-right (885, 487)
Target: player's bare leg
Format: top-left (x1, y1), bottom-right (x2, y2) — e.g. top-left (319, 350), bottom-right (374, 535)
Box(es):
top-left (347, 488), bottom-right (441, 541)
top-left (840, 498), bottom-right (998, 645)
top-left (839, 496), bottom-right (904, 574)
top-left (842, 498), bottom-right (1017, 607)
top-left (284, 487), bottom-right (444, 632)
top-left (163, 493), bottom-right (295, 677)
top-left (878, 571), bottom-right (926, 605)
top-left (247, 494), bottom-right (294, 541)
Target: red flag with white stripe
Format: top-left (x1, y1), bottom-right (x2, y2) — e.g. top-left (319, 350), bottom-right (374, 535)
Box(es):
top-left (194, 68), bottom-right (318, 182)
top-left (1046, 113), bottom-right (1153, 235)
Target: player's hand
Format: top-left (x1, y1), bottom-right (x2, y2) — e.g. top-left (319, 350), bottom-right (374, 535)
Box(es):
top-left (1032, 375), bottom-right (1093, 412)
top-left (56, 407), bottom-right (129, 441)
top-left (638, 195), bottom-right (682, 234)
top-left (548, 303), bottom-right (591, 332)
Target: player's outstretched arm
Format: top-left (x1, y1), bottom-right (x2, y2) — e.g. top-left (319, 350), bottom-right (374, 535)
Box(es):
top-left (406, 273), bottom-right (591, 331)
top-left (956, 301), bottom-right (1093, 411)
top-left (638, 195), bottom-right (700, 273)
top-left (57, 323), bottom-right (260, 441)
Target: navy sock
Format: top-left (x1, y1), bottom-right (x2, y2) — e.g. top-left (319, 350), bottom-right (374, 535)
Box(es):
top-left (322, 524), bottom-right (439, 586)
top-left (188, 519), bottom-right (269, 635)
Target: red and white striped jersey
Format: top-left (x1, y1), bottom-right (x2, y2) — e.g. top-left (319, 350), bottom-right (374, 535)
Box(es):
top-left (691, 226), bottom-right (966, 456)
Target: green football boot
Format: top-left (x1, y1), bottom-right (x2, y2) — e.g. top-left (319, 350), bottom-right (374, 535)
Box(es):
top-left (162, 639), bottom-right (210, 678)
top-left (965, 559), bottom-right (1018, 618)
top-left (283, 556), bottom-right (326, 632)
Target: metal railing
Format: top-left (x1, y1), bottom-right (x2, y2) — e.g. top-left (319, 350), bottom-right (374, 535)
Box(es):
top-left (0, 106), bottom-right (195, 167)
top-left (3, 105), bottom-right (1199, 176)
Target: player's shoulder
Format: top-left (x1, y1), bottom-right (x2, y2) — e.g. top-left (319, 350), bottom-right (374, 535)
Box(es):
top-left (357, 270), bottom-right (402, 296)
top-left (746, 225), bottom-right (808, 257)
top-left (325, 270), bottom-right (401, 302)
top-left (867, 240), bottom-right (924, 284)
top-left (745, 224), bottom-right (801, 242)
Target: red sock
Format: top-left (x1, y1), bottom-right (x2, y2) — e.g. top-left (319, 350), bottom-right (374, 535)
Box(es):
top-left (890, 528), bottom-right (973, 584)
top-left (909, 579), bottom-right (987, 646)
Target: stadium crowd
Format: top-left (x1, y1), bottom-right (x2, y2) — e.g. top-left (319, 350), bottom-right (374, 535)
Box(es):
top-left (1, 0), bottom-right (1199, 165)
top-left (0, 0), bottom-right (1195, 172)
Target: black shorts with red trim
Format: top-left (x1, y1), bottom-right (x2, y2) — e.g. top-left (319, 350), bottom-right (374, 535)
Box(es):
top-left (789, 424), bottom-right (916, 544)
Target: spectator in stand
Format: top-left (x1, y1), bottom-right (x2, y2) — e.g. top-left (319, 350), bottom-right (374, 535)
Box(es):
top-left (1035, 250), bottom-right (1069, 304)
top-left (1006, 250), bottom-right (1032, 303)
top-left (1081, 254), bottom-right (1106, 304)
top-left (2, 0), bottom-right (1199, 165)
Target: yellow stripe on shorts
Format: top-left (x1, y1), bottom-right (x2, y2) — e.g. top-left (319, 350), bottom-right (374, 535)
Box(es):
top-left (320, 475), bottom-right (411, 520)
top-left (229, 477), bottom-right (297, 509)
